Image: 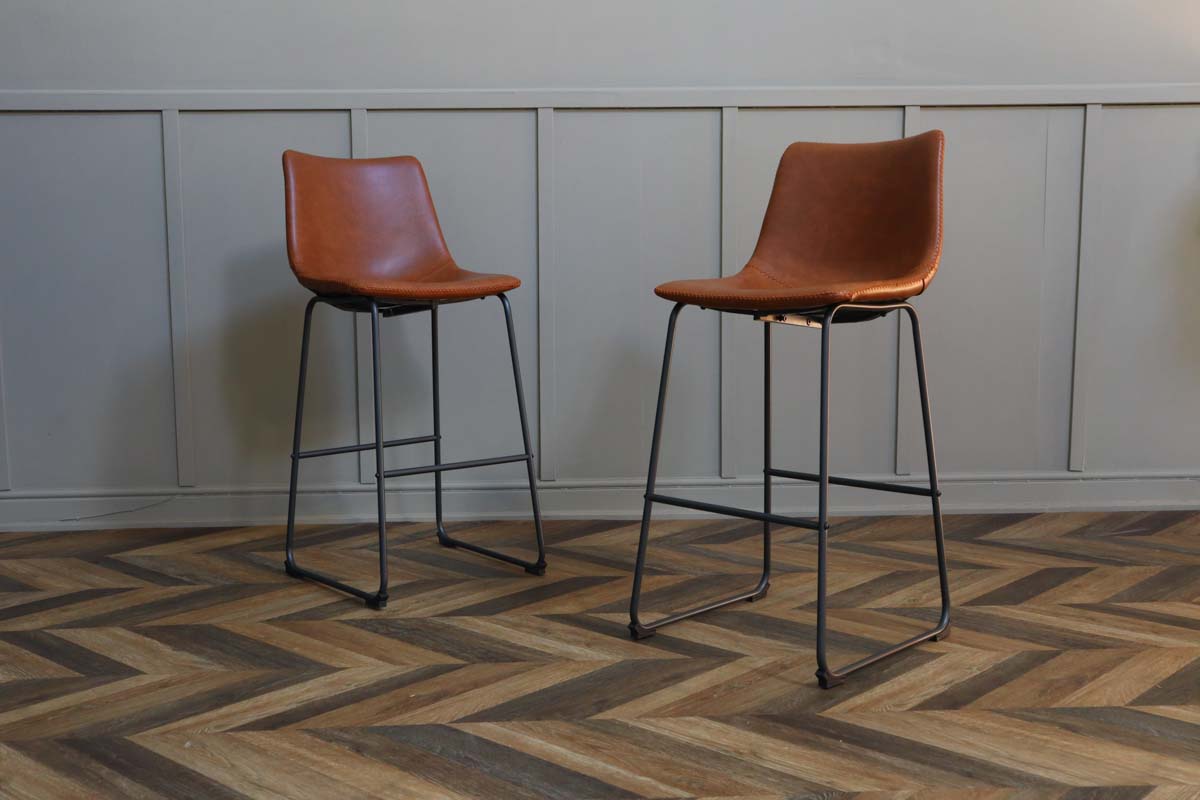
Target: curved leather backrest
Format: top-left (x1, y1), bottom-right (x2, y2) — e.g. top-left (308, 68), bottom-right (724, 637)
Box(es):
top-left (282, 151), bottom-right (454, 291)
top-left (750, 130), bottom-right (944, 289)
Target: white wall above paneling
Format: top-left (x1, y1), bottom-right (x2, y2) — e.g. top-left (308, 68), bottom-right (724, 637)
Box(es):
top-left (4, 1), bottom-right (1200, 90)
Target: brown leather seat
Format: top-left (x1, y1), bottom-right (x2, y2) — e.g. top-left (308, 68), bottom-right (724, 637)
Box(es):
top-left (282, 150), bottom-right (520, 301)
top-left (656, 130), bottom-right (943, 311)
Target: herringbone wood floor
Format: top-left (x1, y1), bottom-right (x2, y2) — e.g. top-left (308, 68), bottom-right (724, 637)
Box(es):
top-left (1, 512), bottom-right (1199, 798)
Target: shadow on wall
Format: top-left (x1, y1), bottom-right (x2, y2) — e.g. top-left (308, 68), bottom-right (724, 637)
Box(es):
top-left (224, 244), bottom-right (300, 486)
top-left (1168, 184), bottom-right (1200, 363)
top-left (211, 243), bottom-right (442, 490)
top-left (208, 243), bottom-right (351, 488)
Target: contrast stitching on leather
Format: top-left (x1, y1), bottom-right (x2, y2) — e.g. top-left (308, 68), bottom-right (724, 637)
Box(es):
top-left (918, 132), bottom-right (945, 287)
top-left (744, 262), bottom-right (791, 287)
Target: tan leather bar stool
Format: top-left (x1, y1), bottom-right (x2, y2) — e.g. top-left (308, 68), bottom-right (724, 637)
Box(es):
top-left (281, 151), bottom-right (545, 609)
top-left (628, 131), bottom-right (950, 688)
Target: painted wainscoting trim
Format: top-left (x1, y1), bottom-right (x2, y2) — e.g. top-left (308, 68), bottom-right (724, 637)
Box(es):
top-left (1, 471), bottom-right (1198, 530)
top-left (1, 84), bottom-right (1198, 528)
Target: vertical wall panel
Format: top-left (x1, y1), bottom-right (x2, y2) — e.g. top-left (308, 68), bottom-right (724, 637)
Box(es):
top-left (902, 107), bottom-right (1084, 474)
top-left (1, 93), bottom-right (1199, 526)
top-left (549, 110), bottom-right (722, 480)
top-left (161, 110), bottom-right (197, 487)
top-left (1037, 108), bottom-right (1089, 470)
top-left (718, 107), bottom-right (739, 479)
top-left (180, 111), bottom-right (355, 487)
top-left (536, 108), bottom-right (557, 481)
top-left (1067, 104), bottom-right (1104, 472)
top-left (0, 112), bottom-right (177, 489)
top-left (1082, 106), bottom-right (1200, 471)
top-left (365, 110), bottom-right (538, 486)
top-left (723, 109), bottom-right (905, 478)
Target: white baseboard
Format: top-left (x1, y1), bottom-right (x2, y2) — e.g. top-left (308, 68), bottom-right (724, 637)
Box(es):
top-left (1, 474), bottom-right (1197, 531)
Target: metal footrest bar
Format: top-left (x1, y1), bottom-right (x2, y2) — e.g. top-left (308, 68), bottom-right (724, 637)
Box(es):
top-left (811, 302), bottom-right (952, 689)
top-left (285, 294), bottom-right (546, 611)
top-left (437, 535), bottom-right (546, 575)
top-left (381, 452), bottom-right (530, 479)
top-left (628, 308), bottom-right (774, 643)
top-left (628, 574), bottom-right (770, 640)
top-left (646, 492), bottom-right (819, 530)
top-left (295, 434), bottom-right (438, 460)
top-left (767, 468), bottom-right (939, 498)
top-left (630, 301), bottom-right (950, 690)
top-left (815, 620), bottom-right (950, 689)
top-left (284, 561), bottom-right (388, 609)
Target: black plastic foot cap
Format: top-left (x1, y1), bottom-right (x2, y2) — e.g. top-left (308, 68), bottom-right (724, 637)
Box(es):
top-left (438, 538), bottom-right (458, 549)
top-left (284, 561), bottom-right (302, 578)
top-left (816, 670), bottom-right (845, 690)
top-left (932, 626), bottom-right (951, 642)
top-left (747, 585), bottom-right (770, 602)
top-left (366, 595), bottom-right (388, 610)
top-left (628, 623), bottom-right (656, 641)
top-left (525, 562), bottom-right (547, 576)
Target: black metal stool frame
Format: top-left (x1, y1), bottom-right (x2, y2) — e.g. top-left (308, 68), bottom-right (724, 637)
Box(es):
top-left (628, 300), bottom-right (950, 688)
top-left (284, 292), bottom-right (546, 610)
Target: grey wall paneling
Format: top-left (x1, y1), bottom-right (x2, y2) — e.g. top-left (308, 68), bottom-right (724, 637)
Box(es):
top-left (179, 111), bottom-right (357, 488)
top-left (718, 106), bottom-right (738, 479)
top-left (161, 110), bottom-right (197, 487)
top-left (0, 84), bottom-right (1198, 528)
top-left (363, 109), bottom-right (538, 503)
top-left (0, 112), bottom-right (178, 492)
top-left (1076, 105), bottom-right (1200, 473)
top-left (1067, 104), bottom-right (1103, 472)
top-left (894, 106), bottom-right (922, 476)
top-left (0, 323), bottom-right (8, 491)
top-left (899, 106), bottom-right (1085, 476)
top-left (722, 108), bottom-right (906, 482)
top-left (350, 108), bottom-right (376, 485)
top-left (546, 109), bottom-right (722, 482)
top-left (537, 107), bottom-right (557, 481)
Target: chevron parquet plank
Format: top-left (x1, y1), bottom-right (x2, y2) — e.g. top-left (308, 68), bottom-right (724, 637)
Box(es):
top-left (0, 512), bottom-right (1198, 797)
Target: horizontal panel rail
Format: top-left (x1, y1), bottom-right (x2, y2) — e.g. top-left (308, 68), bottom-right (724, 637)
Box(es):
top-left (767, 467), bottom-right (940, 498)
top-left (646, 492), bottom-right (819, 530)
top-left (2, 83), bottom-right (1199, 111)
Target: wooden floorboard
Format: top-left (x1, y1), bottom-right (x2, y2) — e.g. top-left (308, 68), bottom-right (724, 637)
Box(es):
top-left (0, 512), bottom-right (1198, 798)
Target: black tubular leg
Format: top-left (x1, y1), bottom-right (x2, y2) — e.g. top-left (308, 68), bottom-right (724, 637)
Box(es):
top-left (431, 304), bottom-right (448, 545)
top-left (368, 300), bottom-right (389, 607)
top-left (908, 305), bottom-right (952, 637)
top-left (433, 294), bottom-right (547, 575)
top-left (814, 306), bottom-right (838, 687)
top-left (755, 320), bottom-right (772, 600)
top-left (628, 304), bottom-right (770, 640)
top-left (501, 293), bottom-right (548, 573)
top-left (628, 304), bottom-right (684, 639)
top-left (283, 298), bottom-right (389, 609)
top-left (285, 294), bottom-right (549, 608)
top-left (814, 303), bottom-right (951, 689)
top-left (284, 297), bottom-right (319, 571)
